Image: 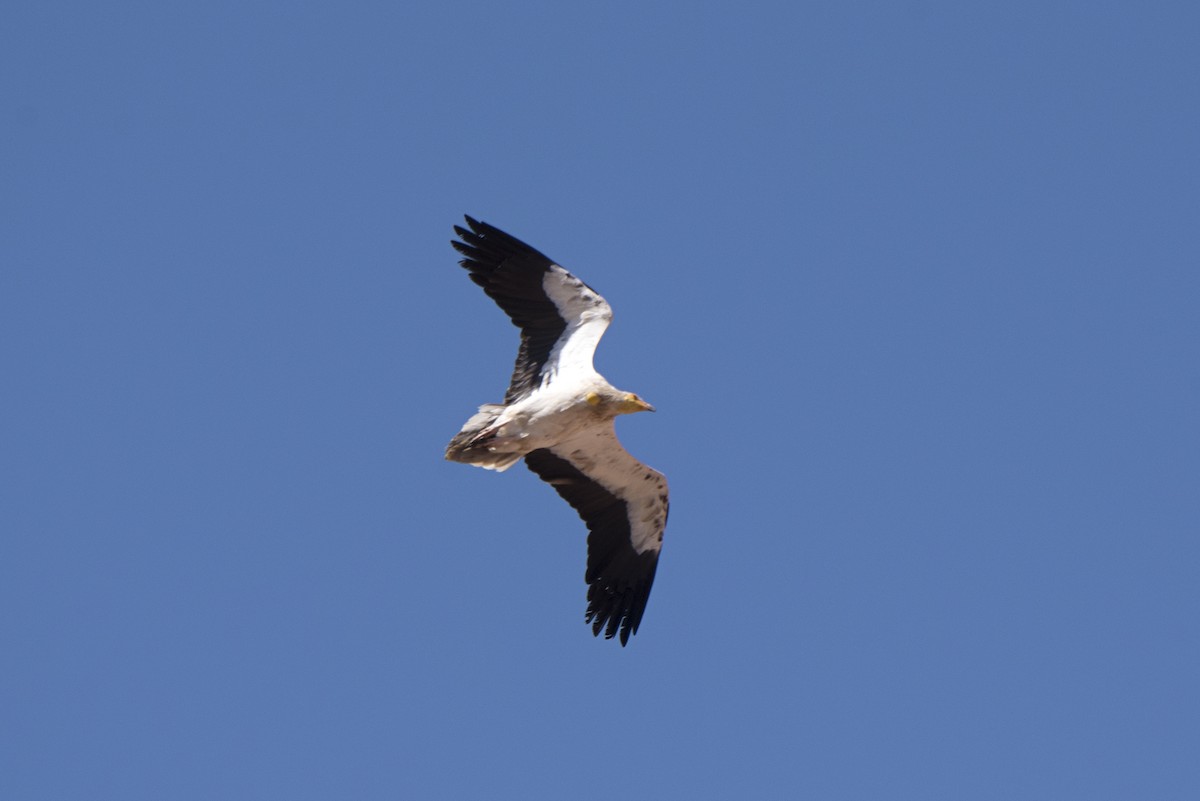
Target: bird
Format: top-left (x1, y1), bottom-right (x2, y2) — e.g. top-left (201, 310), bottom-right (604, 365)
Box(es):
top-left (445, 216), bottom-right (668, 645)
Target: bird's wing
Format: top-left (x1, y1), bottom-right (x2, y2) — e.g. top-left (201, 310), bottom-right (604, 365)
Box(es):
top-left (452, 216), bottom-right (612, 404)
top-left (524, 424), bottom-right (668, 645)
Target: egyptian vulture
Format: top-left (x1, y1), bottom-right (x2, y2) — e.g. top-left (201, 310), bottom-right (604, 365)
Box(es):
top-left (445, 216), bottom-right (668, 645)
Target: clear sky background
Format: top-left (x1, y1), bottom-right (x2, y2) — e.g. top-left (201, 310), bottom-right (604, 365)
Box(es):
top-left (3, 2), bottom-right (1197, 799)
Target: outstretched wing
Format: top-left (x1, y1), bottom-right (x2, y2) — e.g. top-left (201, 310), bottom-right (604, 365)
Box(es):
top-left (524, 424), bottom-right (668, 645)
top-left (451, 216), bottom-right (613, 404)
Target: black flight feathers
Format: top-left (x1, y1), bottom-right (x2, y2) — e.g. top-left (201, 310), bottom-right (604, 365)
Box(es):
top-left (451, 216), bottom-right (568, 404)
top-left (524, 448), bottom-right (658, 646)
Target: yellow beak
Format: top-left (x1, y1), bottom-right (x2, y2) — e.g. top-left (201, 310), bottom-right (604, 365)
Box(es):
top-left (627, 397), bottom-right (656, 413)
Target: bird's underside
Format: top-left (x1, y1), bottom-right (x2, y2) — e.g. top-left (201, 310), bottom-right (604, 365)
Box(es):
top-left (444, 216), bottom-right (668, 645)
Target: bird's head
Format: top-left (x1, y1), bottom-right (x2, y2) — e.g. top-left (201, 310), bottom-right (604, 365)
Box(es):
top-left (618, 392), bottom-right (656, 415)
top-left (585, 389), bottom-right (656, 415)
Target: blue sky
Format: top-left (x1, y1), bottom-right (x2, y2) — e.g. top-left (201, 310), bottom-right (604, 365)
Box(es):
top-left (3, 1), bottom-right (1198, 798)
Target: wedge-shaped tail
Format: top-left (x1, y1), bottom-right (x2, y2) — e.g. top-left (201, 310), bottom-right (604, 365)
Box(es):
top-left (444, 404), bottom-right (522, 472)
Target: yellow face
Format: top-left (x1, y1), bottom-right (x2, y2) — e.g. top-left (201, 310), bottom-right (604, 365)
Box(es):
top-left (619, 393), bottom-right (656, 414)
